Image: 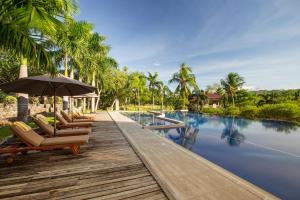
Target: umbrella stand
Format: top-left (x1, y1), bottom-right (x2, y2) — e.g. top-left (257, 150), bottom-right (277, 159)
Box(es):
top-left (53, 87), bottom-right (57, 136)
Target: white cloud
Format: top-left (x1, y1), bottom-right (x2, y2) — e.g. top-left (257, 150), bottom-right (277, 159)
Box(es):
top-left (153, 62), bottom-right (161, 66)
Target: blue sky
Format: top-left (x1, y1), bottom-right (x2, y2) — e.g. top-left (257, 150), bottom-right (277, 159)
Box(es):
top-left (77, 0), bottom-right (300, 90)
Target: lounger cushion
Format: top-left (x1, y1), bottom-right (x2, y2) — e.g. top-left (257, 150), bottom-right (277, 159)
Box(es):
top-left (61, 110), bottom-right (73, 122)
top-left (34, 117), bottom-right (54, 136)
top-left (36, 115), bottom-right (49, 124)
top-left (11, 123), bottom-right (45, 146)
top-left (57, 128), bottom-right (91, 136)
top-left (14, 122), bottom-right (31, 131)
top-left (56, 113), bottom-right (68, 125)
top-left (41, 135), bottom-right (89, 146)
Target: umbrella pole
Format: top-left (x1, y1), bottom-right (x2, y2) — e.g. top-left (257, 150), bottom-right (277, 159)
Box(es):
top-left (54, 87), bottom-right (57, 137)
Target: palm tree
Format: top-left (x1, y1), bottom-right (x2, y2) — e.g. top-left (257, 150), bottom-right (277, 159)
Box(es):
top-left (129, 72), bottom-right (146, 111)
top-left (192, 89), bottom-right (207, 111)
top-left (220, 73), bottom-right (245, 107)
top-left (85, 33), bottom-right (111, 112)
top-left (0, 0), bottom-right (77, 121)
top-left (55, 20), bottom-right (93, 109)
top-left (159, 84), bottom-right (170, 112)
top-left (257, 92), bottom-right (278, 106)
top-left (169, 63), bottom-right (197, 108)
top-left (146, 72), bottom-right (162, 110)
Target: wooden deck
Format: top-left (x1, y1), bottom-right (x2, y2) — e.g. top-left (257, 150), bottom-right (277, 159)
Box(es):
top-left (0, 112), bottom-right (168, 200)
top-left (110, 112), bottom-right (279, 200)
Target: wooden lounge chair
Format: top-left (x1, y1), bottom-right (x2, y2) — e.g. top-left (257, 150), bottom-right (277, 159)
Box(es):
top-left (56, 113), bottom-right (93, 129)
top-left (0, 122), bottom-right (89, 164)
top-left (72, 108), bottom-right (96, 120)
top-left (33, 115), bottom-right (91, 137)
top-left (61, 110), bottom-right (94, 123)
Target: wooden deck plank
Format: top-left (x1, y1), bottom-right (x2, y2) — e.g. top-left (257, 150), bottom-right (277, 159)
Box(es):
top-left (0, 112), bottom-right (168, 200)
top-left (109, 111), bottom-right (279, 200)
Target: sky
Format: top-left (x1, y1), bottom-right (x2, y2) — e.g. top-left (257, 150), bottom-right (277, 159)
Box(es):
top-left (77, 0), bottom-right (300, 90)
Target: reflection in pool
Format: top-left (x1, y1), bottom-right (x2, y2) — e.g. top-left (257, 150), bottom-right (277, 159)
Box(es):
top-left (122, 111), bottom-right (300, 200)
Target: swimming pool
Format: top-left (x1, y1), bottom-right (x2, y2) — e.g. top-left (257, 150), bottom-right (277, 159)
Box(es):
top-left (122, 111), bottom-right (300, 200)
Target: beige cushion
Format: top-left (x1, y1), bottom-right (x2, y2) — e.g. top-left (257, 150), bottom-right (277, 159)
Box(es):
top-left (41, 135), bottom-right (89, 146)
top-left (14, 121), bottom-right (31, 131)
top-left (56, 113), bottom-right (68, 125)
top-left (61, 110), bottom-right (72, 122)
top-left (11, 123), bottom-right (45, 146)
top-left (36, 115), bottom-right (49, 124)
top-left (33, 117), bottom-right (54, 136)
top-left (57, 128), bottom-right (91, 136)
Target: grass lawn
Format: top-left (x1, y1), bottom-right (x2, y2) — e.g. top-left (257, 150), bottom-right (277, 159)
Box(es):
top-left (0, 116), bottom-right (54, 142)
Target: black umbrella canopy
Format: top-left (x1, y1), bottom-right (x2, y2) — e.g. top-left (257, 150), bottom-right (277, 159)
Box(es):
top-left (0, 73), bottom-right (96, 96)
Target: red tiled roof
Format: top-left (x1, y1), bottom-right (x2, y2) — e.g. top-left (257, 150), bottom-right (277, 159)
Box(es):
top-left (207, 93), bottom-right (222, 100)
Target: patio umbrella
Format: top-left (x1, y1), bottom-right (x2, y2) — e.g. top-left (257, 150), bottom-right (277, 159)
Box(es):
top-left (0, 73), bottom-right (96, 136)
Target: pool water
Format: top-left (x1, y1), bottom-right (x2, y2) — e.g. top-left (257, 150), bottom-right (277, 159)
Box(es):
top-left (123, 111), bottom-right (300, 200)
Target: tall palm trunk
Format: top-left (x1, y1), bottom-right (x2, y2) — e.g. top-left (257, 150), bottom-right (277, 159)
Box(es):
top-left (68, 66), bottom-right (75, 112)
top-left (138, 89), bottom-right (140, 112)
top-left (91, 70), bottom-right (96, 113)
top-left (95, 88), bottom-right (101, 110)
top-left (152, 90), bottom-right (154, 110)
top-left (63, 53), bottom-right (69, 110)
top-left (17, 56), bottom-right (28, 122)
top-left (161, 93), bottom-right (164, 112)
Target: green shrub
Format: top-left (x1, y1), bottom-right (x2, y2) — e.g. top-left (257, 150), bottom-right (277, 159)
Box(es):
top-left (0, 91), bottom-right (7, 103)
top-left (48, 96), bottom-right (62, 104)
top-left (4, 95), bottom-right (17, 105)
top-left (240, 106), bottom-right (258, 119)
top-left (258, 103), bottom-right (300, 121)
top-left (188, 103), bottom-right (198, 112)
top-left (29, 96), bottom-right (40, 105)
top-left (224, 106), bottom-right (240, 116)
top-left (174, 98), bottom-right (187, 110)
top-left (202, 107), bottom-right (224, 115)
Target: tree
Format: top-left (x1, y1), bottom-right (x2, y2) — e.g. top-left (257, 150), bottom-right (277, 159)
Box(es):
top-left (158, 84), bottom-right (170, 112)
top-left (146, 72), bottom-right (162, 110)
top-left (220, 72), bottom-right (245, 107)
top-left (54, 20), bottom-right (93, 109)
top-left (85, 33), bottom-right (110, 112)
top-left (0, 0), bottom-right (77, 121)
top-left (129, 72), bottom-right (147, 111)
top-left (192, 89), bottom-right (207, 111)
top-left (257, 92), bottom-right (278, 106)
top-left (206, 83), bottom-right (220, 94)
top-left (169, 63), bottom-right (197, 109)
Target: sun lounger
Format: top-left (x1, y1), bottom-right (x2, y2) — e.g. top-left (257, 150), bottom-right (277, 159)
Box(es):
top-left (33, 115), bottom-right (91, 137)
top-left (72, 108), bottom-right (96, 120)
top-left (61, 110), bottom-right (94, 123)
top-left (56, 113), bottom-right (93, 128)
top-left (0, 122), bottom-right (89, 164)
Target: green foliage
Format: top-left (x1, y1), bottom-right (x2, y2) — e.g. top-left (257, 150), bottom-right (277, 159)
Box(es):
top-left (0, 126), bottom-right (11, 141)
top-left (120, 104), bottom-right (173, 111)
top-left (202, 107), bottom-right (224, 115)
top-left (224, 106), bottom-right (240, 116)
top-left (48, 96), bottom-right (62, 104)
top-left (257, 103), bottom-right (300, 121)
top-left (169, 63), bottom-right (197, 108)
top-left (29, 97), bottom-right (40, 105)
top-left (0, 0), bottom-right (78, 74)
top-left (220, 73), bottom-right (245, 106)
top-left (174, 97), bottom-right (188, 110)
top-left (239, 106), bottom-right (258, 119)
top-left (4, 95), bottom-right (17, 105)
